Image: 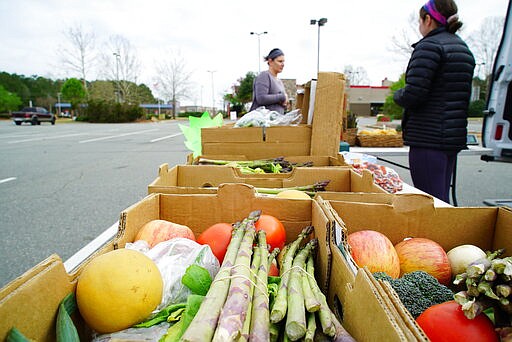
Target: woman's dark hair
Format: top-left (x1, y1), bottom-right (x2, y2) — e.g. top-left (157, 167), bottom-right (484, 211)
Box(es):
top-left (420, 0), bottom-right (463, 34)
top-left (264, 48), bottom-right (284, 61)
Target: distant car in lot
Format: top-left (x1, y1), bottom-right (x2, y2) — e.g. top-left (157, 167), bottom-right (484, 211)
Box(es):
top-left (11, 107), bottom-right (56, 125)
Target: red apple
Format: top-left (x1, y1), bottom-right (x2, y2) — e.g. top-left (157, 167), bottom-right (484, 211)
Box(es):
top-left (394, 237), bottom-right (452, 285)
top-left (347, 230), bottom-right (401, 278)
top-left (135, 219), bottom-right (195, 248)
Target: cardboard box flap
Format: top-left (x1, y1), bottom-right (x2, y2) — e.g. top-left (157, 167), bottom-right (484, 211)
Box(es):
top-left (328, 248), bottom-right (413, 341)
top-left (201, 126), bottom-right (263, 143)
top-left (388, 193), bottom-right (436, 215)
top-left (494, 206), bottom-right (512, 250)
top-left (310, 72), bottom-right (345, 156)
top-left (0, 254), bottom-right (78, 341)
top-left (364, 268), bottom-right (428, 341)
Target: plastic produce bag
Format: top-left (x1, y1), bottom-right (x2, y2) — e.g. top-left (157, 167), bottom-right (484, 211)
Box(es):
top-left (234, 107), bottom-right (302, 127)
top-left (92, 323), bottom-right (170, 342)
top-left (125, 238), bottom-right (220, 310)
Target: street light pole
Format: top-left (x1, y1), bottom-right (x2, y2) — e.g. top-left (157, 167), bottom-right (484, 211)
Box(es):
top-left (250, 31), bottom-right (268, 73)
top-left (113, 52), bottom-right (121, 103)
top-left (207, 70), bottom-right (216, 116)
top-left (57, 92), bottom-right (61, 117)
top-left (310, 18), bottom-right (327, 76)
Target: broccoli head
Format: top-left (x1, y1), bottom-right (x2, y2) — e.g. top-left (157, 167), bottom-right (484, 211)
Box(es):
top-left (373, 271), bottom-right (454, 318)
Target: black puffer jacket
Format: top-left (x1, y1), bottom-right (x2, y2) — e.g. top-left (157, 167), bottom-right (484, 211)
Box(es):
top-left (394, 27), bottom-right (475, 151)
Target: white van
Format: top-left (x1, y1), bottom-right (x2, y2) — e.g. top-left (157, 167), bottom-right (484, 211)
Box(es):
top-left (481, 0), bottom-right (512, 162)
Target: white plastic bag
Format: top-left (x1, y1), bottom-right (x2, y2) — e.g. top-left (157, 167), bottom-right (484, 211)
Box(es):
top-left (234, 107), bottom-right (302, 127)
top-left (125, 238), bottom-right (220, 309)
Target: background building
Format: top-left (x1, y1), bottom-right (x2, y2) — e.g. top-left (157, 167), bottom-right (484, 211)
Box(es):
top-left (346, 78), bottom-right (392, 116)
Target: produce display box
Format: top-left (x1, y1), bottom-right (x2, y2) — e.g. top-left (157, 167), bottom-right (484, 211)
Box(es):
top-left (318, 192), bottom-right (512, 341)
top-left (147, 164), bottom-right (385, 195)
top-left (0, 184), bottom-right (333, 341)
top-left (201, 72), bottom-right (345, 159)
top-left (201, 125), bottom-right (312, 159)
top-left (186, 153), bottom-right (349, 167)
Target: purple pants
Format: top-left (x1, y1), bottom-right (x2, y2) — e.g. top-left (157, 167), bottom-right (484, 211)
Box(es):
top-left (409, 147), bottom-right (458, 203)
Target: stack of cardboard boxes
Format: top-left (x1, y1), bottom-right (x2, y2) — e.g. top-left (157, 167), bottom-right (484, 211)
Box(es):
top-left (2, 70), bottom-right (509, 341)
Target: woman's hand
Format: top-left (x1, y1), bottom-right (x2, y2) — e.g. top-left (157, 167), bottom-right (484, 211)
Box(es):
top-left (281, 93), bottom-right (289, 108)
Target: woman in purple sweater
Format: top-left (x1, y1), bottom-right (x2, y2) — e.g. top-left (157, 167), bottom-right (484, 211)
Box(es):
top-left (249, 48), bottom-right (288, 114)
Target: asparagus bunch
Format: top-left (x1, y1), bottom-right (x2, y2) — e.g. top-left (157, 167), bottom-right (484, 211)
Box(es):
top-left (182, 217), bottom-right (354, 342)
top-left (196, 157), bottom-right (314, 174)
top-left (181, 210), bottom-right (261, 342)
top-left (256, 180), bottom-right (331, 198)
top-left (270, 230), bottom-right (355, 341)
top-left (453, 249), bottom-right (512, 328)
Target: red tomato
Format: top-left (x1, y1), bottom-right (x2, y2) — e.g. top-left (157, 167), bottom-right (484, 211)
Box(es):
top-left (254, 214), bottom-right (286, 252)
top-left (416, 301), bottom-right (499, 342)
top-left (197, 223), bottom-right (233, 264)
top-left (268, 259), bottom-right (279, 276)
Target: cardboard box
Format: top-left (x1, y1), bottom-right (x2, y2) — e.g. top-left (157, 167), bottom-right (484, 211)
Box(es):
top-left (201, 72), bottom-right (345, 159)
top-left (186, 153), bottom-right (349, 167)
top-left (148, 164), bottom-right (384, 195)
top-left (0, 184), bottom-right (332, 341)
top-left (318, 192), bottom-right (512, 341)
top-left (201, 125), bottom-right (312, 159)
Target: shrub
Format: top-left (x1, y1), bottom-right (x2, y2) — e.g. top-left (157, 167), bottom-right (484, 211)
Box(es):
top-left (468, 99), bottom-right (486, 117)
top-left (178, 111), bottom-right (204, 118)
top-left (83, 100), bottom-right (143, 123)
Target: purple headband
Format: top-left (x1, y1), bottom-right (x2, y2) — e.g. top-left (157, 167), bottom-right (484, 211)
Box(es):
top-left (423, 0), bottom-right (447, 25)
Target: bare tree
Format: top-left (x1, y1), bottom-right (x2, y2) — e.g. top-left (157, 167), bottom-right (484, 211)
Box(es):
top-left (60, 24), bottom-right (96, 91)
top-left (100, 35), bottom-right (141, 103)
top-left (466, 16), bottom-right (505, 78)
top-left (389, 12), bottom-right (422, 61)
top-left (343, 65), bottom-right (370, 85)
top-left (154, 51), bottom-right (193, 119)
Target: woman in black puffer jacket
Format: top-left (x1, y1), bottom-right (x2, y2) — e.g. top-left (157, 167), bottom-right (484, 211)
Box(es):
top-left (394, 0), bottom-right (475, 203)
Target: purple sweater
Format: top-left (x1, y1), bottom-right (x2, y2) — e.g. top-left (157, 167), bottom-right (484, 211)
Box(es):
top-left (249, 70), bottom-right (286, 114)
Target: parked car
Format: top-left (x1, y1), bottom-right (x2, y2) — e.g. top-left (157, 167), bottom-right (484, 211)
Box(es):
top-left (11, 107), bottom-right (56, 125)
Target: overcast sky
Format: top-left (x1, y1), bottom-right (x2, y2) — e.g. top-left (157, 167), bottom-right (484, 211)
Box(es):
top-left (0, 0), bottom-right (508, 107)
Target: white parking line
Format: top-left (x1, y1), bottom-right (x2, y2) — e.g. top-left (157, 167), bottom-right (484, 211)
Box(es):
top-left (7, 133), bottom-right (88, 144)
top-left (79, 129), bottom-right (159, 143)
top-left (150, 132), bottom-right (183, 143)
top-left (0, 177), bottom-right (16, 184)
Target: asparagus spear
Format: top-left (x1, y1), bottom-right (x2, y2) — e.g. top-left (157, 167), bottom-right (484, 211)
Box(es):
top-left (181, 210), bottom-right (260, 342)
top-left (306, 254), bottom-right (335, 336)
top-left (466, 249), bottom-right (505, 278)
top-left (212, 217), bottom-right (257, 341)
top-left (304, 312), bottom-right (317, 342)
top-left (268, 247), bottom-right (280, 274)
top-left (249, 231), bottom-right (271, 342)
top-left (270, 225), bottom-right (314, 323)
top-left (302, 253), bottom-right (321, 313)
top-left (256, 181), bottom-right (331, 197)
top-left (285, 239), bottom-right (318, 340)
top-left (239, 245), bottom-right (262, 342)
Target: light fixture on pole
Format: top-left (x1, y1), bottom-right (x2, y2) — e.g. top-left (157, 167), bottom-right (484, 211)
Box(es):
top-left (310, 18), bottom-right (327, 75)
top-left (207, 70), bottom-right (216, 116)
top-left (250, 31), bottom-right (268, 73)
top-left (113, 52), bottom-right (121, 103)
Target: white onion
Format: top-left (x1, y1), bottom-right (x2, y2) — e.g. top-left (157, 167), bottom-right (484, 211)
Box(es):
top-left (447, 244), bottom-right (486, 276)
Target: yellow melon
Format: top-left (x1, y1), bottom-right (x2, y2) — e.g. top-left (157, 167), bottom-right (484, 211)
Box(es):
top-left (76, 248), bottom-right (163, 333)
top-left (276, 189), bottom-right (311, 199)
